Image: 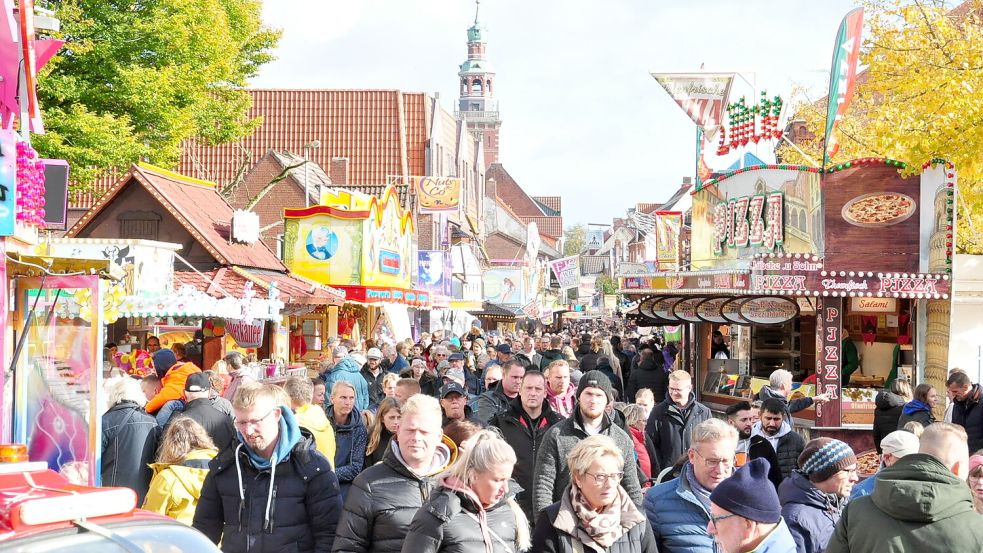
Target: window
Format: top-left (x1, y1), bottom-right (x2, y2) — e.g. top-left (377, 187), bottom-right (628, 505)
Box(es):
top-left (117, 210), bottom-right (161, 240)
top-left (471, 103), bottom-right (480, 112)
top-left (471, 78), bottom-right (482, 94)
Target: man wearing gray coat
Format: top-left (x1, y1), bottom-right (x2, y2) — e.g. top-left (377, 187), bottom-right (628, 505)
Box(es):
top-left (531, 370), bottom-right (643, 518)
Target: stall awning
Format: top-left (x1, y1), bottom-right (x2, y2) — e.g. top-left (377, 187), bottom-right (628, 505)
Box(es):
top-left (233, 267), bottom-right (345, 306)
top-left (468, 302), bottom-right (525, 318)
top-left (120, 268), bottom-right (285, 320)
top-left (333, 285), bottom-right (432, 308)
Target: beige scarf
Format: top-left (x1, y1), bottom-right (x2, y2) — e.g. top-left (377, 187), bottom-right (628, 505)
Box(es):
top-left (554, 483), bottom-right (644, 549)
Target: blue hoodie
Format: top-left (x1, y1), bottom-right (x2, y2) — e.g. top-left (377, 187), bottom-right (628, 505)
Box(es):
top-left (235, 405), bottom-right (302, 470)
top-left (323, 356), bottom-right (370, 412)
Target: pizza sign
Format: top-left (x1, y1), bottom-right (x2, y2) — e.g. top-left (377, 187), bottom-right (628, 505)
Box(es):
top-left (713, 192), bottom-right (784, 254)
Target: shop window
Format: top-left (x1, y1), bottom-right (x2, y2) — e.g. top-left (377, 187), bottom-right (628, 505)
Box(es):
top-left (302, 318), bottom-right (323, 352)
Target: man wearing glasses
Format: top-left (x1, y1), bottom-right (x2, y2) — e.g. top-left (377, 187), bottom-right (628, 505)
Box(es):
top-left (707, 458), bottom-right (796, 553)
top-left (194, 382), bottom-right (341, 552)
top-left (644, 419), bottom-right (739, 552)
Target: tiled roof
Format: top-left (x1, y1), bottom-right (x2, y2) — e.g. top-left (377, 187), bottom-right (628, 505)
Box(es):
top-left (533, 196), bottom-right (561, 214)
top-left (469, 302), bottom-right (524, 317)
top-left (67, 164), bottom-right (287, 271)
top-left (519, 215), bottom-right (563, 239)
top-left (486, 163), bottom-right (546, 217)
top-left (581, 255), bottom-right (611, 275)
top-left (73, 89), bottom-right (429, 210)
top-left (173, 267), bottom-right (344, 306)
top-left (270, 150), bottom-right (330, 196)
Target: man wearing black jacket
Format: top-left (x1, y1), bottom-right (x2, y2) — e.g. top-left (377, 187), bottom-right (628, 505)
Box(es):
top-left (491, 371), bottom-right (563, 524)
top-left (176, 372), bottom-right (235, 450)
top-left (538, 335), bottom-right (565, 370)
top-left (646, 370), bottom-right (712, 477)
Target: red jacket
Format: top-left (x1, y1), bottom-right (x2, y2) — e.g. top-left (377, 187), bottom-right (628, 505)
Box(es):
top-left (629, 425), bottom-right (653, 481)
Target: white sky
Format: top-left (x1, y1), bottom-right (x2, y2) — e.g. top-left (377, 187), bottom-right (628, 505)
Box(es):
top-left (252, 0), bottom-right (858, 227)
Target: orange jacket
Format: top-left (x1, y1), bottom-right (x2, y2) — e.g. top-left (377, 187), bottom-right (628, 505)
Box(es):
top-left (146, 362), bottom-right (201, 414)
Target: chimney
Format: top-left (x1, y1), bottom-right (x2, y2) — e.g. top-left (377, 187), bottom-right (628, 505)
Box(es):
top-left (682, 177), bottom-right (692, 185)
top-left (330, 158), bottom-right (349, 186)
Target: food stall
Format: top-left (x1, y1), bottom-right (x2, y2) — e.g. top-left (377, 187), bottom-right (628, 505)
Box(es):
top-left (620, 160), bottom-right (954, 448)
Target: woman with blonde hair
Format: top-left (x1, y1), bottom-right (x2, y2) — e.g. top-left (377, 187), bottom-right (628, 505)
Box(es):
top-left (402, 429), bottom-right (530, 552)
top-left (366, 398), bottom-right (401, 466)
top-left (143, 417), bottom-right (218, 525)
top-left (601, 339), bottom-right (623, 382)
top-left (381, 372), bottom-right (400, 401)
top-left (531, 434), bottom-right (657, 552)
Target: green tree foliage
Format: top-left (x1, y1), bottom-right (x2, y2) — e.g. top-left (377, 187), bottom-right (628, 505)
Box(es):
top-left (563, 224), bottom-right (586, 256)
top-left (34, 0), bottom-right (281, 192)
top-left (595, 274), bottom-right (618, 295)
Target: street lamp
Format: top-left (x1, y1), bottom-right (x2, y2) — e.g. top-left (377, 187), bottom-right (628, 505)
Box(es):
top-left (303, 139), bottom-right (321, 207)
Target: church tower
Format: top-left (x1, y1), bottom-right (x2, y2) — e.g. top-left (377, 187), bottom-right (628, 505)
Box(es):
top-left (457, 0), bottom-right (501, 170)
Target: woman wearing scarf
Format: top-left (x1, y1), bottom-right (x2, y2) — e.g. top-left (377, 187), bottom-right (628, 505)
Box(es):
top-left (897, 383), bottom-right (938, 430)
top-left (531, 434), bottom-right (657, 553)
top-left (402, 429), bottom-right (530, 552)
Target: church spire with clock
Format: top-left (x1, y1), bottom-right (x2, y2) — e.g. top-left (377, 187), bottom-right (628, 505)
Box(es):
top-left (457, 0), bottom-right (502, 170)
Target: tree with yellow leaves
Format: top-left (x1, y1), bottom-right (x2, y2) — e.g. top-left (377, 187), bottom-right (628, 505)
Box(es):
top-left (777, 0), bottom-right (983, 253)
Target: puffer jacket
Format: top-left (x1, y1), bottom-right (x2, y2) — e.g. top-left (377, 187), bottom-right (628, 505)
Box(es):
top-left (324, 356), bottom-right (371, 412)
top-left (143, 448), bottom-right (217, 525)
top-left (531, 490), bottom-right (658, 553)
top-left (295, 403), bottom-right (337, 469)
top-left (625, 356), bottom-right (667, 403)
top-left (644, 462), bottom-right (713, 553)
top-left (778, 471), bottom-right (844, 553)
top-left (333, 437), bottom-right (458, 553)
top-left (645, 395), bottom-right (712, 476)
top-left (826, 453), bottom-right (983, 553)
top-left (872, 391), bottom-right (906, 453)
top-left (101, 400), bottom-right (160, 504)
top-left (748, 422), bottom-right (805, 490)
top-left (327, 406), bottom-right (368, 499)
top-left (401, 477), bottom-right (526, 553)
top-left (951, 383), bottom-right (983, 452)
top-left (192, 409), bottom-right (342, 553)
top-left (897, 400), bottom-right (935, 430)
top-left (475, 381), bottom-right (513, 423)
top-left (532, 409), bottom-right (643, 517)
top-left (490, 398), bottom-right (564, 523)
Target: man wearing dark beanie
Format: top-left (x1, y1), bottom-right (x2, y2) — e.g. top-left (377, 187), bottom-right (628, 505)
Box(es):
top-left (709, 458), bottom-right (796, 553)
top-left (778, 438), bottom-right (858, 553)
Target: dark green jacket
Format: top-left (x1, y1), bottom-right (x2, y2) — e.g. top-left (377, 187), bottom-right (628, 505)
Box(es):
top-left (826, 453), bottom-right (983, 553)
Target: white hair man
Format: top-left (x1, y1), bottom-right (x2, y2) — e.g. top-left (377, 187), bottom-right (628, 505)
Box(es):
top-left (758, 369), bottom-right (829, 420)
top-left (101, 376), bottom-right (160, 504)
top-left (646, 418), bottom-right (739, 552)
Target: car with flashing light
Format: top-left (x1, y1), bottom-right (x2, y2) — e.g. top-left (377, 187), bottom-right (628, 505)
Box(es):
top-left (0, 445), bottom-right (221, 552)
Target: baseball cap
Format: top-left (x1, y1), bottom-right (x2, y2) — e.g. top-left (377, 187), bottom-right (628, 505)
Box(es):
top-left (448, 352), bottom-right (465, 361)
top-left (440, 382), bottom-right (467, 398)
top-left (880, 430), bottom-right (919, 458)
top-left (496, 343), bottom-right (512, 354)
top-left (184, 372), bottom-right (211, 393)
top-left (366, 348), bottom-right (383, 360)
top-left (443, 367), bottom-right (466, 387)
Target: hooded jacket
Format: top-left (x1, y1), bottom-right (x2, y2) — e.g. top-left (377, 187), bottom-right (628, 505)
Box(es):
top-left (324, 356), bottom-right (371, 412)
top-left (778, 471), bottom-right (844, 553)
top-left (826, 453), bottom-right (983, 553)
top-left (143, 448), bottom-right (217, 525)
top-left (192, 407), bottom-right (342, 553)
top-left (402, 476), bottom-right (527, 553)
top-left (333, 437), bottom-right (458, 553)
top-left (490, 398), bottom-right (564, 523)
top-left (645, 394), bottom-right (712, 477)
top-left (294, 403), bottom-right (337, 469)
top-left (951, 383), bottom-right (983, 452)
top-left (539, 349), bottom-right (564, 370)
top-left (327, 405), bottom-right (368, 498)
top-left (644, 462), bottom-right (713, 553)
top-left (758, 386), bottom-right (814, 420)
top-left (532, 408), bottom-right (643, 517)
top-left (748, 420), bottom-right (805, 490)
top-left (545, 381), bottom-right (577, 419)
top-left (101, 400), bottom-right (160, 504)
top-left (625, 355), bottom-right (667, 404)
top-left (360, 363), bottom-right (385, 409)
top-left (145, 361), bottom-right (202, 414)
top-left (897, 400), bottom-right (935, 430)
top-left (872, 391), bottom-right (906, 453)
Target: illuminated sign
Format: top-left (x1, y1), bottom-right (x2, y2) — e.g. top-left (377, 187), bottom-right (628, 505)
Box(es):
top-left (713, 192), bottom-right (784, 254)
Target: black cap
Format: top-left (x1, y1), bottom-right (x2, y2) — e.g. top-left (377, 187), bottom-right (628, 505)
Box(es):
top-left (496, 343), bottom-right (512, 354)
top-left (184, 372), bottom-right (211, 393)
top-left (448, 352), bottom-right (465, 361)
top-left (439, 382), bottom-right (467, 398)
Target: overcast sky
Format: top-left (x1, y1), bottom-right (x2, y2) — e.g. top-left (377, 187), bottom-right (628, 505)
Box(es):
top-left (253, 0), bottom-right (858, 227)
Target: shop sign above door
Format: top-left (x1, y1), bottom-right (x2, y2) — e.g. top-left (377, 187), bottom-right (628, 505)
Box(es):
top-left (739, 297), bottom-right (799, 325)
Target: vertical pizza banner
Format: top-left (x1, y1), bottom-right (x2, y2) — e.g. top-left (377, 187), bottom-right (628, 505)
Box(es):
top-left (817, 297), bottom-right (843, 427)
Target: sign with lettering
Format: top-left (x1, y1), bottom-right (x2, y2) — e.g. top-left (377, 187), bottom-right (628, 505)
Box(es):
top-left (226, 318), bottom-right (265, 348)
top-left (816, 298), bottom-right (843, 427)
top-left (721, 298), bottom-right (751, 325)
top-left (739, 297), bottom-right (799, 325)
top-left (850, 297), bottom-right (897, 313)
top-left (713, 192), bottom-right (785, 254)
top-left (652, 296), bottom-right (684, 322)
top-left (672, 297), bottom-right (705, 323)
top-left (696, 297), bottom-right (730, 324)
top-left (620, 271), bottom-right (749, 293)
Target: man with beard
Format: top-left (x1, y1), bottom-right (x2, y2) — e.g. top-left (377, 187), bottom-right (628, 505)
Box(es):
top-left (475, 359), bottom-right (524, 423)
top-left (193, 383), bottom-right (341, 552)
top-left (333, 394), bottom-right (457, 553)
top-left (645, 419), bottom-right (739, 552)
top-left (749, 398), bottom-right (806, 490)
top-left (646, 370), bottom-right (712, 477)
top-left (947, 371), bottom-right (983, 452)
top-left (725, 400), bottom-right (755, 465)
top-left (531, 370), bottom-right (642, 517)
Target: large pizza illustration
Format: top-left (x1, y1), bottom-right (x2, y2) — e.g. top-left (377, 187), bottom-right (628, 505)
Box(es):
top-left (841, 192), bottom-right (916, 227)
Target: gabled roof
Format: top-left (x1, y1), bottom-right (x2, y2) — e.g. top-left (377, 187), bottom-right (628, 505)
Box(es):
top-left (270, 150), bottom-right (330, 198)
top-left (67, 163), bottom-right (286, 271)
top-left (486, 163), bottom-right (546, 217)
top-left (174, 267), bottom-right (344, 306)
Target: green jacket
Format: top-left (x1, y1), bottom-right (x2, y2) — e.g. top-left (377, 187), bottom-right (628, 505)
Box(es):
top-left (826, 453), bottom-right (983, 553)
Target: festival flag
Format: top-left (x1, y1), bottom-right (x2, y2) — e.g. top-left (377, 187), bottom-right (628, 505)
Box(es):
top-left (549, 256), bottom-right (580, 291)
top-left (650, 72), bottom-right (734, 139)
top-left (823, 8), bottom-right (865, 166)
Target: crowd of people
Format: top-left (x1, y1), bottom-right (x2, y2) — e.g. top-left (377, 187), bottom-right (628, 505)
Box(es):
top-left (96, 323), bottom-right (983, 552)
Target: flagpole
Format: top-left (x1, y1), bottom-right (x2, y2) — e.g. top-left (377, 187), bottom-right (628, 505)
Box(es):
top-left (695, 126), bottom-right (703, 188)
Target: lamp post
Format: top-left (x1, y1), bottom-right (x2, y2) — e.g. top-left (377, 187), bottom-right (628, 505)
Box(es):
top-left (303, 139), bottom-right (321, 207)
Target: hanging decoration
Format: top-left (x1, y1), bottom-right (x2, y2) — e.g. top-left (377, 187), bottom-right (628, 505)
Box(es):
top-left (717, 91), bottom-right (784, 155)
top-left (16, 139), bottom-right (45, 227)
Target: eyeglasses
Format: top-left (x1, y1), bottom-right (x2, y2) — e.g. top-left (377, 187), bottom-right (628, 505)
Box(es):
top-left (233, 408), bottom-right (277, 429)
top-left (693, 449), bottom-right (735, 469)
top-left (584, 472), bottom-right (623, 485)
top-left (710, 513), bottom-right (739, 526)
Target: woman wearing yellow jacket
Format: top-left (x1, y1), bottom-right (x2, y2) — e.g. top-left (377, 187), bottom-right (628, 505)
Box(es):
top-left (284, 376), bottom-right (336, 468)
top-left (143, 417), bottom-right (218, 525)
